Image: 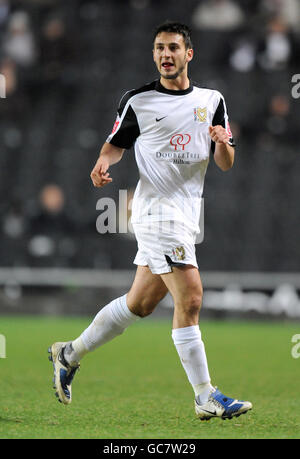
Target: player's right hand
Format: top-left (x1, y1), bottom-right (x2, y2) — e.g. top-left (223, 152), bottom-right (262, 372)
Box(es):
top-left (90, 159), bottom-right (113, 187)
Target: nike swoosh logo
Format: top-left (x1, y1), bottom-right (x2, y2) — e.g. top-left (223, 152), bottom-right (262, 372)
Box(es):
top-left (156, 116), bottom-right (167, 122)
top-left (201, 408), bottom-right (217, 416)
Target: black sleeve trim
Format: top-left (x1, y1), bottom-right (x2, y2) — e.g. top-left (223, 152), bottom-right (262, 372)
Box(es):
top-left (109, 104), bottom-right (140, 149)
top-left (211, 97), bottom-right (236, 154)
top-left (212, 98), bottom-right (226, 127)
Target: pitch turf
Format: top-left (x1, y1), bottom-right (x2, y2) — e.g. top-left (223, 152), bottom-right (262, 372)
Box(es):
top-left (0, 315), bottom-right (299, 439)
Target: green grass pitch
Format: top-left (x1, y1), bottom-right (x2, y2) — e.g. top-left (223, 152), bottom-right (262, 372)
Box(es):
top-left (0, 316), bottom-right (299, 439)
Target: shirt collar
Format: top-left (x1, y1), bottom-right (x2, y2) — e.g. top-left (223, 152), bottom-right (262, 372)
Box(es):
top-left (155, 79), bottom-right (193, 96)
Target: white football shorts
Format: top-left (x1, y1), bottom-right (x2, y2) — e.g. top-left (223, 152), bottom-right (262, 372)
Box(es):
top-left (132, 220), bottom-right (198, 275)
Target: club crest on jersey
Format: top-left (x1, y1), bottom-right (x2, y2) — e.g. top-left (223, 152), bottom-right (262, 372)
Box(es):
top-left (194, 107), bottom-right (207, 122)
top-left (172, 246), bottom-right (186, 261)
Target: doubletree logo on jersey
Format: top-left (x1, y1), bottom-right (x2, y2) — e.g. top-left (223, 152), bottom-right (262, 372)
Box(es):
top-left (156, 150), bottom-right (203, 164)
top-left (155, 133), bottom-right (204, 164)
top-left (170, 133), bottom-right (191, 151)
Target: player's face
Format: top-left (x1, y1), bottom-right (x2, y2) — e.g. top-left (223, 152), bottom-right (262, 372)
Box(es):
top-left (153, 32), bottom-right (193, 80)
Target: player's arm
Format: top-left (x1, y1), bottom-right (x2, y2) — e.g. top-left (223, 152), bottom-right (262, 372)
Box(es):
top-left (90, 142), bottom-right (125, 188)
top-left (209, 125), bottom-right (234, 171)
top-left (91, 88), bottom-right (139, 188)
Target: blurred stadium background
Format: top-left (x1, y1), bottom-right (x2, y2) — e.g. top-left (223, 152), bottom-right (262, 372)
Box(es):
top-left (0, 0), bottom-right (300, 320)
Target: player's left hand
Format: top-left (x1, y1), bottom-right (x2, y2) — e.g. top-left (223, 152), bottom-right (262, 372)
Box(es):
top-left (209, 125), bottom-right (229, 144)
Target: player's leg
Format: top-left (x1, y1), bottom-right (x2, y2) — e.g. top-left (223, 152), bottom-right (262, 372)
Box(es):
top-left (161, 264), bottom-right (203, 329)
top-left (73, 265), bottom-right (167, 355)
top-left (160, 265), bottom-right (252, 420)
top-left (48, 265), bottom-right (167, 404)
top-left (127, 265), bottom-right (169, 317)
top-left (160, 265), bottom-right (213, 401)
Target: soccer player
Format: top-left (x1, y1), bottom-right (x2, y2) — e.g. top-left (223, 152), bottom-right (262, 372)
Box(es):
top-left (48, 21), bottom-right (252, 421)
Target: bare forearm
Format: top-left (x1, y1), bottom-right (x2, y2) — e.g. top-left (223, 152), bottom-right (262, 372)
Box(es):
top-left (214, 143), bottom-right (234, 171)
top-left (91, 142), bottom-right (124, 188)
top-left (99, 142), bottom-right (124, 166)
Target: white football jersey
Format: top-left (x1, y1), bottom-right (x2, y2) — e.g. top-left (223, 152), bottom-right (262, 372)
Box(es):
top-left (107, 79), bottom-right (234, 233)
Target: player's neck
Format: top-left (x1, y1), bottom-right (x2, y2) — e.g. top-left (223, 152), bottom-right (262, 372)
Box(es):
top-left (159, 75), bottom-right (190, 92)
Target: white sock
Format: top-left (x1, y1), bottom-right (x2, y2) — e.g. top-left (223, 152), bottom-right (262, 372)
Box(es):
top-left (63, 339), bottom-right (84, 367)
top-left (72, 336), bottom-right (88, 360)
top-left (82, 294), bottom-right (139, 351)
top-left (172, 325), bottom-right (213, 403)
top-left (64, 294), bottom-right (139, 365)
top-left (193, 382), bottom-right (215, 404)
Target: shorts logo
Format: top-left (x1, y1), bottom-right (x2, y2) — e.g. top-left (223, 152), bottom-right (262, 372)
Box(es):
top-left (194, 107), bottom-right (207, 122)
top-left (172, 246), bottom-right (186, 261)
top-left (170, 134), bottom-right (191, 151)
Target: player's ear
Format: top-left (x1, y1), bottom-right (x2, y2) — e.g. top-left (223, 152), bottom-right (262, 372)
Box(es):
top-left (186, 48), bottom-right (193, 63)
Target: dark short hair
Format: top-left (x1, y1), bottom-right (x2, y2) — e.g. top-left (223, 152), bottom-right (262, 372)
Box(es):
top-left (153, 21), bottom-right (193, 50)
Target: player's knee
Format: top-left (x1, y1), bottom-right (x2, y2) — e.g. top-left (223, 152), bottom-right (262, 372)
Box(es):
top-left (135, 300), bottom-right (158, 318)
top-left (187, 295), bottom-right (202, 316)
top-left (178, 291), bottom-right (203, 317)
top-left (128, 301), bottom-right (152, 318)
top-left (134, 291), bottom-right (167, 318)
top-left (136, 307), bottom-right (153, 318)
